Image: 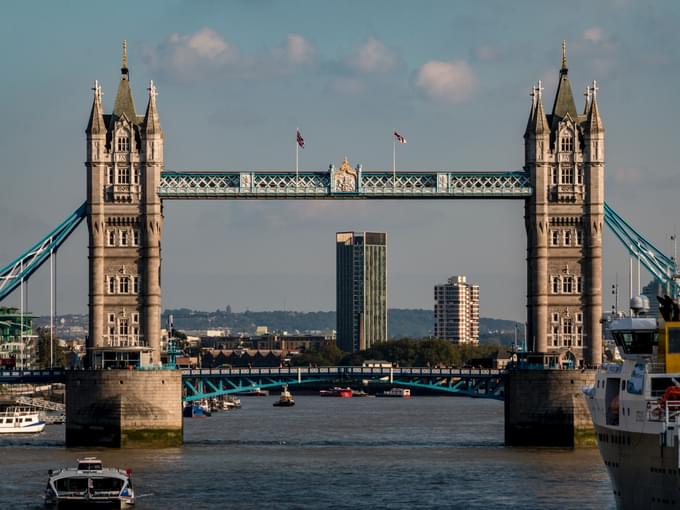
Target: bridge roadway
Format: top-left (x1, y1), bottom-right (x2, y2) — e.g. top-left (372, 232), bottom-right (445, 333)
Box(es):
top-left (0, 366), bottom-right (505, 400)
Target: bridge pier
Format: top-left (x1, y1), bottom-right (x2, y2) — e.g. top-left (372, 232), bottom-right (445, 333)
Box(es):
top-left (504, 369), bottom-right (596, 447)
top-left (65, 370), bottom-right (182, 448)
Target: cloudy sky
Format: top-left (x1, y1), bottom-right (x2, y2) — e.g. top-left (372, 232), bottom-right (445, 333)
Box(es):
top-left (1, 0), bottom-right (679, 321)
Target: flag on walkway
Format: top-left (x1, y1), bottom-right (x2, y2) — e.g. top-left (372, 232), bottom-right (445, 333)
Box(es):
top-left (297, 129), bottom-right (305, 149)
top-left (393, 131), bottom-right (407, 144)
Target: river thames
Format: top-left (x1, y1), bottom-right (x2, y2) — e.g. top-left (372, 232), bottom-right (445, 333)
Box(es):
top-left (1, 396), bottom-right (614, 509)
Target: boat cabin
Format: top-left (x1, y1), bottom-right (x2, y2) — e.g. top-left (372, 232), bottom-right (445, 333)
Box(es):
top-left (77, 458), bottom-right (103, 471)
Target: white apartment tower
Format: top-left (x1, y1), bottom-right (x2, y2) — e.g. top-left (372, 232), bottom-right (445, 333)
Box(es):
top-left (434, 276), bottom-right (480, 344)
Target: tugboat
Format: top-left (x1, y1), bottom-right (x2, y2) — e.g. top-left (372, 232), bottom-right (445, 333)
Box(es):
top-left (44, 457), bottom-right (134, 508)
top-left (273, 385), bottom-right (295, 407)
top-left (584, 295), bottom-right (680, 509)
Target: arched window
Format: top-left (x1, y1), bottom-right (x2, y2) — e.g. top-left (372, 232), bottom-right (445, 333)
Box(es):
top-left (119, 276), bottom-right (130, 294)
top-left (551, 231), bottom-right (560, 246)
top-left (552, 277), bottom-right (561, 294)
top-left (563, 276), bottom-right (573, 293)
top-left (117, 136), bottom-right (130, 152)
top-left (560, 134), bottom-right (574, 152)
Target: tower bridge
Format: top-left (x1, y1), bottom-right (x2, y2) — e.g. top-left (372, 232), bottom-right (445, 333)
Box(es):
top-left (1, 43), bottom-right (674, 447)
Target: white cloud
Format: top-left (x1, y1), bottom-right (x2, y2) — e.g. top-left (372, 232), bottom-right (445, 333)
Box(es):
top-left (583, 27), bottom-right (604, 44)
top-left (284, 34), bottom-right (315, 65)
top-left (353, 37), bottom-right (396, 73)
top-left (415, 60), bottom-right (478, 103)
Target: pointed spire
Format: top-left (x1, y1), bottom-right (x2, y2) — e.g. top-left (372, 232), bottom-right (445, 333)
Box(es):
top-left (111, 40), bottom-right (137, 126)
top-left (551, 40), bottom-right (578, 129)
top-left (526, 80), bottom-right (549, 136)
top-left (144, 80), bottom-right (162, 135)
top-left (583, 85), bottom-right (592, 115)
top-left (86, 80), bottom-right (106, 135)
top-left (533, 80), bottom-right (549, 135)
top-left (586, 80), bottom-right (604, 134)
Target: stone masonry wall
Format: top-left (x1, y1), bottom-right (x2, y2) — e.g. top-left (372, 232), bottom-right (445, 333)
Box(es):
top-left (505, 369), bottom-right (596, 447)
top-left (66, 370), bottom-right (183, 448)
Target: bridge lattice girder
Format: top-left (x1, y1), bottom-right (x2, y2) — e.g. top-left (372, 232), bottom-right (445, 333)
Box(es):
top-left (182, 367), bottom-right (506, 400)
top-left (158, 171), bottom-right (532, 199)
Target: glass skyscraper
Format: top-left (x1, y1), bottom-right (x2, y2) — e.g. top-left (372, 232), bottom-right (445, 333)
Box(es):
top-left (336, 232), bottom-right (387, 352)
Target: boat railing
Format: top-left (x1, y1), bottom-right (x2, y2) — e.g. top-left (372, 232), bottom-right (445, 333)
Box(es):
top-left (647, 400), bottom-right (680, 423)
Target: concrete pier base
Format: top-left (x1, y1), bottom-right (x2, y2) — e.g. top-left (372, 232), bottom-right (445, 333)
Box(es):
top-left (65, 370), bottom-right (183, 448)
top-left (504, 369), bottom-right (596, 447)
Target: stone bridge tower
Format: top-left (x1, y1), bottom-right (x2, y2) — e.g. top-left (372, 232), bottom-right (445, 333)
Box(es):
top-left (85, 43), bottom-right (164, 368)
top-left (525, 43), bottom-right (604, 367)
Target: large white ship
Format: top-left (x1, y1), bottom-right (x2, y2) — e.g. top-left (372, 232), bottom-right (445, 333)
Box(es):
top-left (585, 296), bottom-right (680, 509)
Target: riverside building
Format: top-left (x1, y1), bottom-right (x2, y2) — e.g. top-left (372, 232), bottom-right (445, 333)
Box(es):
top-left (336, 232), bottom-right (387, 352)
top-left (433, 276), bottom-right (480, 344)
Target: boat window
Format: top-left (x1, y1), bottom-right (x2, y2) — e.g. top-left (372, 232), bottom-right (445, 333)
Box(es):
top-left (668, 327), bottom-right (680, 354)
top-left (612, 331), bottom-right (657, 354)
top-left (651, 378), bottom-right (679, 398)
top-left (55, 477), bottom-right (89, 492)
top-left (78, 462), bottom-right (103, 471)
top-left (605, 378), bottom-right (620, 426)
top-left (92, 477), bottom-right (124, 492)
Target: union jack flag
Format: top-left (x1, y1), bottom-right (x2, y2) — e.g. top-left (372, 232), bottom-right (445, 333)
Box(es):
top-left (393, 131), bottom-right (407, 144)
top-left (297, 129), bottom-right (305, 149)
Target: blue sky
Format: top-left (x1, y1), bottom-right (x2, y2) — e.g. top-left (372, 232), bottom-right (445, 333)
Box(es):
top-left (1, 0), bottom-right (679, 320)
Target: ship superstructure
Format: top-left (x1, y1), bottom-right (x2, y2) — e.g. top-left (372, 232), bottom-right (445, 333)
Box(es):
top-left (585, 296), bottom-right (680, 509)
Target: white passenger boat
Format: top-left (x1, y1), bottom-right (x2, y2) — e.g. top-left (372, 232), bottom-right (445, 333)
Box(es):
top-left (377, 388), bottom-right (411, 398)
top-left (584, 296), bottom-right (680, 509)
top-left (44, 457), bottom-right (134, 508)
top-left (0, 406), bottom-right (45, 434)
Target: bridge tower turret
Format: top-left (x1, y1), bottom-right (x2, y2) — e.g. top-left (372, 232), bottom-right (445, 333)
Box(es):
top-left (85, 42), bottom-right (164, 368)
top-left (524, 42), bottom-right (604, 367)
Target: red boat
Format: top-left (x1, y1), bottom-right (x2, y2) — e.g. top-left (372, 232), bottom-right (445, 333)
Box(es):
top-left (319, 387), bottom-right (353, 398)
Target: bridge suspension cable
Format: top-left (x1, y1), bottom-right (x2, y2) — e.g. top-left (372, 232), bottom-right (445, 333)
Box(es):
top-left (604, 202), bottom-right (679, 298)
top-left (0, 203), bottom-right (86, 303)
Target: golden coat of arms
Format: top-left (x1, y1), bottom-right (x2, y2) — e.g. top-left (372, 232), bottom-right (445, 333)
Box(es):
top-left (332, 157), bottom-right (358, 192)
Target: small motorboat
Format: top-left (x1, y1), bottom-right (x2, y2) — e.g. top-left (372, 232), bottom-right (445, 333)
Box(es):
top-left (183, 402), bottom-right (210, 418)
top-left (44, 457), bottom-right (134, 508)
top-left (319, 387), bottom-right (353, 398)
top-left (0, 407), bottom-right (46, 434)
top-left (377, 388), bottom-right (411, 398)
top-left (273, 385), bottom-right (295, 407)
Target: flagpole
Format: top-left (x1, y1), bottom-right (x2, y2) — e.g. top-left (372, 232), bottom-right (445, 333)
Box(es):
top-left (296, 127), bottom-right (299, 183)
top-left (392, 134), bottom-right (396, 186)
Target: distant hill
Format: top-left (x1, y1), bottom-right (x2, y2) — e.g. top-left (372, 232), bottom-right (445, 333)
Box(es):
top-left (162, 308), bottom-right (522, 345)
top-left (36, 308), bottom-right (523, 345)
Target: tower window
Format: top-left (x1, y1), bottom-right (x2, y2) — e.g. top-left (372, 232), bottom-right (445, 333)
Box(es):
top-left (560, 135), bottom-right (574, 152)
top-left (133, 276), bottom-right (139, 294)
top-left (561, 167), bottom-right (575, 184)
top-left (576, 277), bottom-right (583, 294)
top-left (133, 166), bottom-right (140, 185)
top-left (119, 277), bottom-right (130, 294)
top-left (118, 167), bottom-right (130, 185)
top-left (563, 276), bottom-right (573, 294)
top-left (576, 166), bottom-right (583, 185)
top-left (551, 167), bottom-right (558, 185)
top-left (107, 277), bottom-right (116, 294)
top-left (108, 313), bottom-right (115, 323)
top-left (117, 136), bottom-right (130, 152)
top-left (107, 230), bottom-right (116, 247)
top-left (120, 230), bottom-right (129, 246)
top-left (132, 230), bottom-right (140, 246)
top-left (576, 326), bottom-right (583, 346)
top-left (106, 167), bottom-right (114, 185)
top-left (132, 313), bottom-right (139, 324)
top-left (552, 326), bottom-right (560, 346)
top-left (552, 277), bottom-right (561, 294)
top-left (576, 229), bottom-right (583, 246)
top-left (564, 231), bottom-right (572, 246)
top-left (576, 312), bottom-right (583, 323)
top-left (118, 319), bottom-right (129, 336)
top-left (551, 231), bottom-right (560, 246)
top-left (552, 313), bottom-right (560, 323)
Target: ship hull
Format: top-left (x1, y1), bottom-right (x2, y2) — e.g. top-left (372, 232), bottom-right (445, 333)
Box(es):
top-left (594, 423), bottom-right (680, 509)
